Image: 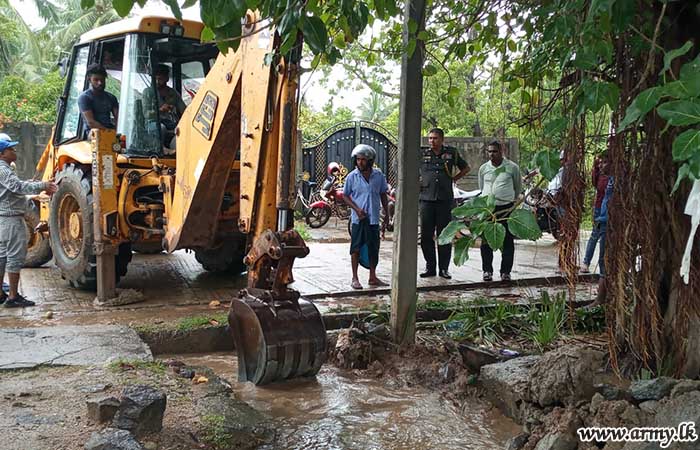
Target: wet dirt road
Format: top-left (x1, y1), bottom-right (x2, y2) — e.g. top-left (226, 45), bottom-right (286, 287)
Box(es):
top-left (0, 230), bottom-right (597, 329)
top-left (169, 352), bottom-right (522, 450)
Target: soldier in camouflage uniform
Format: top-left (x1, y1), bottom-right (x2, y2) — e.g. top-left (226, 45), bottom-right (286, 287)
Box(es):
top-left (419, 128), bottom-right (470, 279)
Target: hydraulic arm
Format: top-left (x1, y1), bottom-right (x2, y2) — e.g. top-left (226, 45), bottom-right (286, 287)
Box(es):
top-left (164, 13), bottom-right (326, 385)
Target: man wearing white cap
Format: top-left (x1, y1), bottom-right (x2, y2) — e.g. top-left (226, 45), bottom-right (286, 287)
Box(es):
top-left (0, 133), bottom-right (57, 307)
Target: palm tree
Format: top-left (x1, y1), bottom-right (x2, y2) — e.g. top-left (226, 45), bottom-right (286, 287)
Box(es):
top-left (0, 0), bottom-right (119, 81)
top-left (358, 91), bottom-right (397, 123)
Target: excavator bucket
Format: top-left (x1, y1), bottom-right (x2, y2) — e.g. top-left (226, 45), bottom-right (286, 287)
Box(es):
top-left (229, 293), bottom-right (326, 385)
top-left (228, 230), bottom-right (326, 385)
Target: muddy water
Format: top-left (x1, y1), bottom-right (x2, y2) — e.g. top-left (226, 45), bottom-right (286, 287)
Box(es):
top-left (169, 352), bottom-right (520, 449)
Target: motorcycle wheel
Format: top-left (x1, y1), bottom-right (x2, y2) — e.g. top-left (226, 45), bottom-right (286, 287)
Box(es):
top-left (306, 205), bottom-right (331, 228)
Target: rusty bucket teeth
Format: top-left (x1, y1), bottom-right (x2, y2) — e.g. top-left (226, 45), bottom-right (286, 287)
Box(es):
top-left (228, 293), bottom-right (326, 385)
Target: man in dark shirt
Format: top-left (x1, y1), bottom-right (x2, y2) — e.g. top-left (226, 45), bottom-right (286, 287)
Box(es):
top-left (419, 128), bottom-right (470, 279)
top-left (78, 64), bottom-right (119, 134)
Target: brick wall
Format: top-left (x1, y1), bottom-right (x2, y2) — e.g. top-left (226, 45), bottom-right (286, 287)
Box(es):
top-left (0, 122), bottom-right (53, 179)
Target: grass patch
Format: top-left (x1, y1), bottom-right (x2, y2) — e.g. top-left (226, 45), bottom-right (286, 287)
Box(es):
top-left (107, 358), bottom-right (166, 375)
top-left (294, 221), bottom-right (312, 241)
top-left (177, 313), bottom-right (229, 332)
top-left (200, 414), bottom-right (235, 449)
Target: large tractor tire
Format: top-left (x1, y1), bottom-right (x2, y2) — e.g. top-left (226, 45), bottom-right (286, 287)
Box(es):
top-left (49, 164), bottom-right (132, 289)
top-left (195, 235), bottom-right (247, 274)
top-left (23, 199), bottom-right (52, 268)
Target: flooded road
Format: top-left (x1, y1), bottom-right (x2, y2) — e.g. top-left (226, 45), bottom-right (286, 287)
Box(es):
top-left (169, 353), bottom-right (521, 449)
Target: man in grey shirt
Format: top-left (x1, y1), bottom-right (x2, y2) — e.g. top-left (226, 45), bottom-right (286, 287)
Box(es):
top-left (478, 140), bottom-right (521, 282)
top-left (0, 134), bottom-right (57, 307)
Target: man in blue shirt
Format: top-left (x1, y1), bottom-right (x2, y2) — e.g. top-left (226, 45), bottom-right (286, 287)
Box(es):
top-left (343, 144), bottom-right (389, 289)
top-left (78, 64), bottom-right (119, 135)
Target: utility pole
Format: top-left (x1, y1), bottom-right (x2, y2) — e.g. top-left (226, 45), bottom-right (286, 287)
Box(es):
top-left (390, 0), bottom-right (426, 345)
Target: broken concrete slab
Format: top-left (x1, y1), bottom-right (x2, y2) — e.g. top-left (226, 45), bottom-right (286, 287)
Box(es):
top-left (480, 355), bottom-right (541, 422)
top-left (0, 325), bottom-right (152, 370)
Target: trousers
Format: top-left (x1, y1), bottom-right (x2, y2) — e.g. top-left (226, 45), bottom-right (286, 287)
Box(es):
top-left (420, 200), bottom-right (453, 271)
top-left (480, 203), bottom-right (515, 274)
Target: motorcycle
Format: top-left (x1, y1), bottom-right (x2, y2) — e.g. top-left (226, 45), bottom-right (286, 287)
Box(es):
top-left (522, 170), bottom-right (561, 240)
top-left (305, 177), bottom-right (350, 228)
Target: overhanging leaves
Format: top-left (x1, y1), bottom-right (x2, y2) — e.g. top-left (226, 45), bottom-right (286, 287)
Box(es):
top-left (582, 79), bottom-right (619, 113)
top-left (483, 221), bottom-right (506, 250)
top-left (302, 15), bottom-right (328, 54)
top-left (672, 129), bottom-right (700, 162)
top-left (507, 209), bottom-right (542, 241)
top-left (660, 41), bottom-right (693, 76)
top-left (533, 149), bottom-right (560, 181)
top-left (453, 236), bottom-right (473, 266)
top-left (618, 87), bottom-right (663, 130)
top-left (657, 100), bottom-right (700, 126)
top-left (112, 0), bottom-right (134, 16)
top-left (438, 220), bottom-right (465, 246)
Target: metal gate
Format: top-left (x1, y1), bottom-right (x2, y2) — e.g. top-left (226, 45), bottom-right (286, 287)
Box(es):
top-left (301, 121), bottom-right (398, 189)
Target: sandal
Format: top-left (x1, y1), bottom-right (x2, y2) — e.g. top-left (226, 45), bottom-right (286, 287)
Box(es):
top-left (368, 279), bottom-right (389, 287)
top-left (351, 279), bottom-right (363, 290)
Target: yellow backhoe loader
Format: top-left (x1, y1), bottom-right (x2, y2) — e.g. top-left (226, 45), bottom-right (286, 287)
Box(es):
top-left (29, 13), bottom-right (326, 384)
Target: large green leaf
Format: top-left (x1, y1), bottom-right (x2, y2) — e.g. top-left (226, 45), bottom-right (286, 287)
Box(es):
top-left (661, 76), bottom-right (700, 99)
top-left (112, 0), bottom-right (134, 16)
top-left (483, 221), bottom-right (506, 250)
top-left (451, 196), bottom-right (492, 219)
top-left (617, 87), bottom-right (662, 130)
top-left (438, 220), bottom-right (465, 246)
top-left (582, 79), bottom-right (619, 113)
top-left (200, 0), bottom-right (245, 30)
top-left (162, 0), bottom-right (182, 21)
top-left (302, 16), bottom-right (328, 55)
top-left (533, 149), bottom-right (560, 181)
top-left (672, 129), bottom-right (700, 162)
top-left (657, 100), bottom-right (700, 126)
top-left (672, 162), bottom-right (700, 194)
top-left (453, 236), bottom-right (473, 267)
top-left (544, 117), bottom-right (568, 135)
top-left (680, 55), bottom-right (700, 81)
top-left (660, 41), bottom-right (693, 76)
top-left (507, 209), bottom-right (542, 241)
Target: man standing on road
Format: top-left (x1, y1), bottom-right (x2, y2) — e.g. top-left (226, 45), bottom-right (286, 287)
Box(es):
top-left (419, 128), bottom-right (470, 279)
top-left (78, 64), bottom-right (119, 136)
top-left (478, 141), bottom-right (521, 282)
top-left (0, 134), bottom-right (57, 307)
top-left (343, 144), bottom-right (389, 290)
top-left (581, 153), bottom-right (610, 273)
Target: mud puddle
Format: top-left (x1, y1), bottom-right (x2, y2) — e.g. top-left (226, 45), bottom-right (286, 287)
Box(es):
top-left (165, 352), bottom-right (520, 449)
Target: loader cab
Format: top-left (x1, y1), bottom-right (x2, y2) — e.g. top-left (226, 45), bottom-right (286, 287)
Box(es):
top-left (55, 18), bottom-right (217, 157)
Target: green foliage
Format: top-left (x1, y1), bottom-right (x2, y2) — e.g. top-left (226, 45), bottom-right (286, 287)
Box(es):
top-left (107, 358), bottom-right (166, 374)
top-left (201, 414), bottom-right (236, 449)
top-left (299, 99), bottom-right (354, 141)
top-left (0, 72), bottom-right (64, 123)
top-left (177, 313), bottom-right (228, 332)
top-left (526, 291), bottom-right (566, 350)
top-left (294, 221), bottom-right (312, 240)
top-left (507, 209), bottom-right (542, 241)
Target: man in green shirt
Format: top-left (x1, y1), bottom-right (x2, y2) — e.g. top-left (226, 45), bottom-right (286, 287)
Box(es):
top-left (478, 140), bottom-right (521, 282)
